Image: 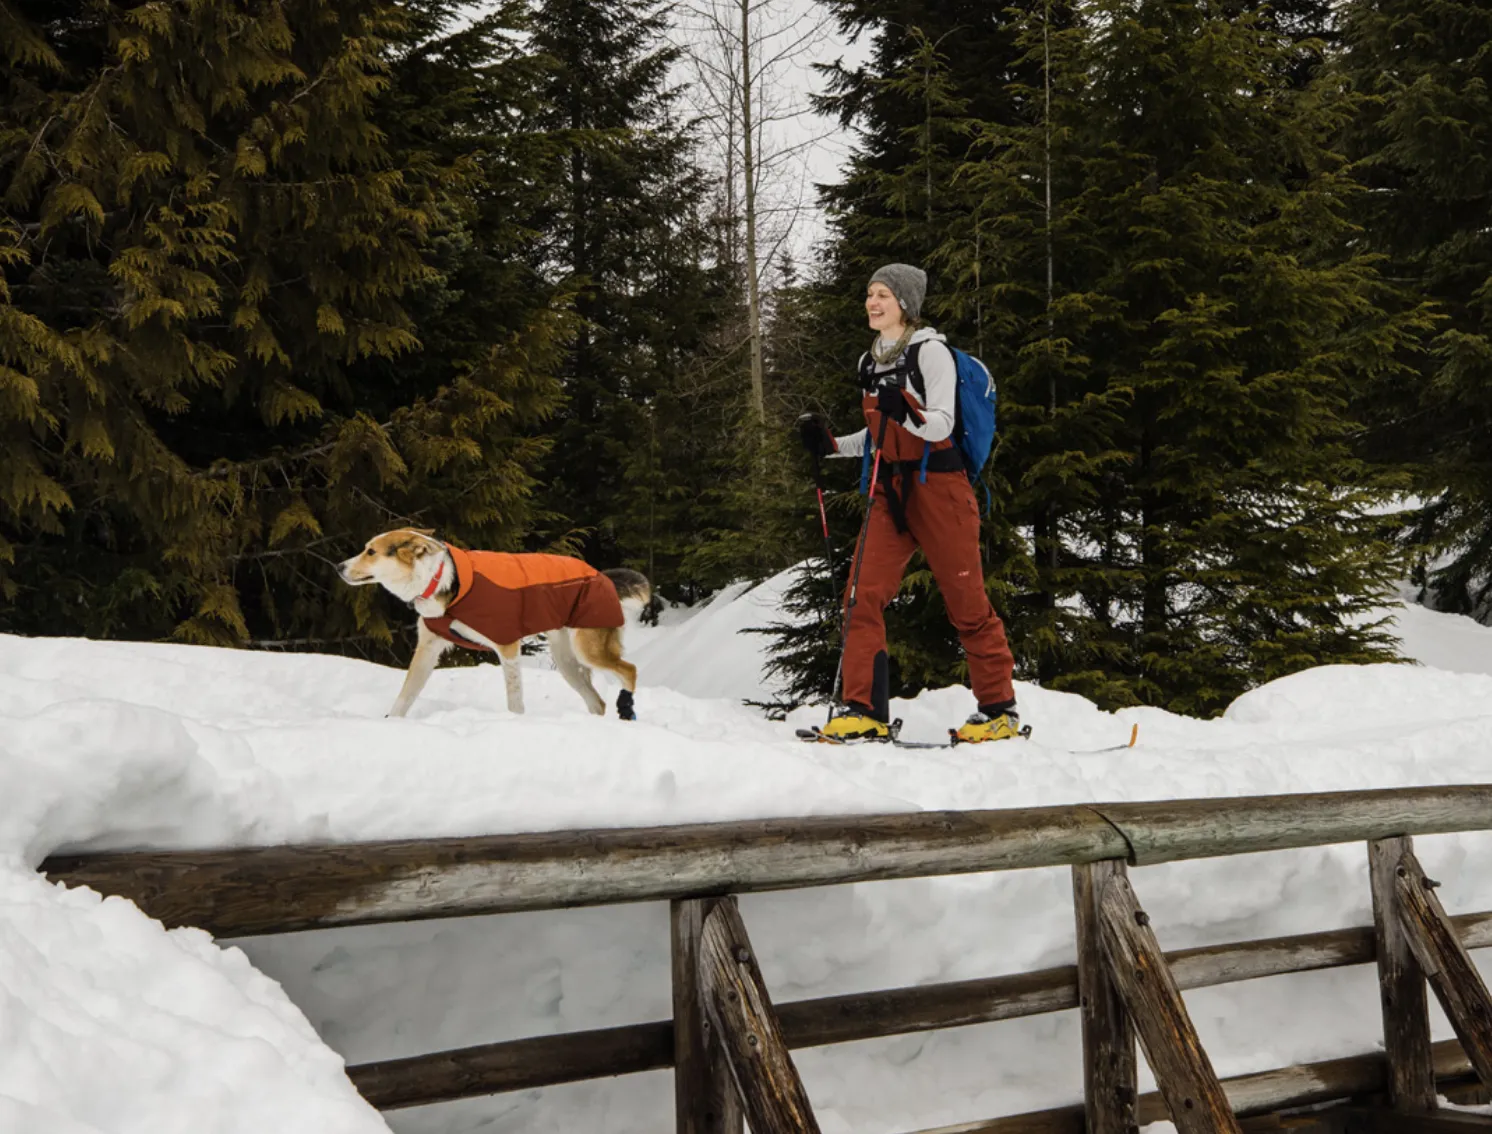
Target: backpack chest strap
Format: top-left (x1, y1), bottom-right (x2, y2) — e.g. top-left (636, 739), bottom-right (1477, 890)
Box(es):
top-left (859, 341), bottom-right (926, 393)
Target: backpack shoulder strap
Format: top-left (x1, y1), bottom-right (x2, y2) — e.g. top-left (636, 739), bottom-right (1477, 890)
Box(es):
top-left (904, 341), bottom-right (926, 400)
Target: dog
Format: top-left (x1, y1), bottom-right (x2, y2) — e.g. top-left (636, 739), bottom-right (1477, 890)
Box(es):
top-left (337, 529), bottom-right (651, 720)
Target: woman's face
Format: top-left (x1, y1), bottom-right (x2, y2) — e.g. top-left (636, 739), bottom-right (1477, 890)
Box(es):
top-left (865, 282), bottom-right (904, 336)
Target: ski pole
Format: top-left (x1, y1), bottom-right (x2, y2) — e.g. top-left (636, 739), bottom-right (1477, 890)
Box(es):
top-left (811, 454), bottom-right (841, 639)
top-left (827, 413), bottom-right (891, 720)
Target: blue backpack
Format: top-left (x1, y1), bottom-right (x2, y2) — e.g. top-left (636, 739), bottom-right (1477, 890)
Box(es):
top-left (931, 344), bottom-right (998, 483)
top-left (859, 340), bottom-right (998, 497)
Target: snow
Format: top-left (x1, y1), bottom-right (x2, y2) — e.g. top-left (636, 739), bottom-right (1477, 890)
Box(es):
top-left (4, 568), bottom-right (1492, 1133)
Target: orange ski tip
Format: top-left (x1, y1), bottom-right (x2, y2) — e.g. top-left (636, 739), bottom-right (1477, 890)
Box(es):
top-left (1127, 723), bottom-right (1139, 748)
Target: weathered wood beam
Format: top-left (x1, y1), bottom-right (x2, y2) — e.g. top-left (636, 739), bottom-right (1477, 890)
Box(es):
top-left (1370, 837), bottom-right (1437, 1113)
top-left (1074, 861), bottom-right (1136, 1134)
top-left (350, 1019), bottom-right (672, 1108)
top-left (674, 898), bottom-right (743, 1134)
top-left (902, 1039), bottom-right (1475, 1134)
top-left (1097, 873), bottom-right (1242, 1134)
top-left (343, 912), bottom-right (1492, 1108)
top-left (42, 786), bottom-right (1492, 936)
top-left (1095, 787), bottom-right (1492, 867)
top-left (1344, 1107), bottom-right (1492, 1134)
top-left (1352, 1111), bottom-right (1492, 1134)
top-left (42, 806), bottom-right (1127, 936)
top-left (779, 962), bottom-right (1078, 1047)
top-left (698, 898), bottom-right (821, 1134)
top-left (1394, 848), bottom-right (1492, 1089)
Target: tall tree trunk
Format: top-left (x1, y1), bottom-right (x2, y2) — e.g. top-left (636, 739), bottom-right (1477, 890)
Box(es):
top-left (740, 0), bottom-right (765, 426)
top-left (924, 51), bottom-right (934, 225)
top-left (1139, 429), bottom-right (1167, 649)
top-left (724, 71), bottom-right (739, 269)
top-left (1044, 0), bottom-right (1059, 577)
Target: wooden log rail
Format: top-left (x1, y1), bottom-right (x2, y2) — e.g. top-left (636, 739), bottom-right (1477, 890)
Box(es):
top-left (903, 1038), bottom-right (1480, 1134)
top-left (41, 786), bottom-right (1492, 937)
top-left (36, 784), bottom-right (1492, 1133)
top-left (346, 912), bottom-right (1492, 1108)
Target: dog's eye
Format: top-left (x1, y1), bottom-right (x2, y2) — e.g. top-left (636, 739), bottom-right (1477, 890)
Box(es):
top-left (364, 549), bottom-right (375, 557)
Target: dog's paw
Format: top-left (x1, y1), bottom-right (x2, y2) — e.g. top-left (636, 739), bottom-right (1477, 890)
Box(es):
top-left (616, 689), bottom-right (636, 721)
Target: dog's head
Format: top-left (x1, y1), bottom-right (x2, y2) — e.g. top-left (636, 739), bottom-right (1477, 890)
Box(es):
top-left (337, 529), bottom-right (442, 590)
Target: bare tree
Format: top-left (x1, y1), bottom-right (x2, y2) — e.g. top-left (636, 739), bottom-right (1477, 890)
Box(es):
top-left (676, 0), bottom-right (834, 426)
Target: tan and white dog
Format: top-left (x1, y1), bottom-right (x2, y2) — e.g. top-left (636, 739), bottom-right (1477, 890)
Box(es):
top-left (337, 529), bottom-right (650, 719)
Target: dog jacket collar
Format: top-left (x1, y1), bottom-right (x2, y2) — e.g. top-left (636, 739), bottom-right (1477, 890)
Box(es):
top-left (419, 559), bottom-right (446, 601)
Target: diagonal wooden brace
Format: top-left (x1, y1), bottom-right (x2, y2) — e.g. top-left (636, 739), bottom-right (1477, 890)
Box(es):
top-left (698, 897), bottom-right (823, 1134)
top-left (1097, 873), bottom-right (1243, 1134)
top-left (1394, 847), bottom-right (1492, 1090)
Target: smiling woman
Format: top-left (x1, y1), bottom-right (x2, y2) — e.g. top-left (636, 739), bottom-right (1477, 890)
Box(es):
top-left (796, 264), bottom-right (1019, 746)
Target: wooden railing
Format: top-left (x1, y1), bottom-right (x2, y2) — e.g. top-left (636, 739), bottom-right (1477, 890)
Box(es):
top-left (41, 785), bottom-right (1492, 1134)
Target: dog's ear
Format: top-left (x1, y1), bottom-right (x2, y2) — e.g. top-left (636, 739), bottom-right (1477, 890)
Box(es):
top-left (391, 533), bottom-right (431, 565)
top-left (412, 528), bottom-right (436, 537)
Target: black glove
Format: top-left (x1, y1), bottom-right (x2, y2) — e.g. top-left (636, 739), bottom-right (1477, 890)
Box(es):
top-left (876, 384), bottom-right (910, 424)
top-left (797, 413), bottom-right (836, 459)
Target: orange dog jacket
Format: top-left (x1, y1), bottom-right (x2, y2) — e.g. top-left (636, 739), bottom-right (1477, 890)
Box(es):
top-left (422, 547), bottom-right (623, 651)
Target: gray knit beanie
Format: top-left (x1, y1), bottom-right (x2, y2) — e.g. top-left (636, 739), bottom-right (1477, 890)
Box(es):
top-left (869, 263), bottom-right (928, 323)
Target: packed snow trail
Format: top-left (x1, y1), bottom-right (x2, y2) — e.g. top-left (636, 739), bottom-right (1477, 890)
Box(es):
top-left (2, 567), bottom-right (1492, 1133)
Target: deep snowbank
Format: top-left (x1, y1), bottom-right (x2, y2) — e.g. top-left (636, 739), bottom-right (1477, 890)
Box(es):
top-left (3, 568), bottom-right (1492, 1133)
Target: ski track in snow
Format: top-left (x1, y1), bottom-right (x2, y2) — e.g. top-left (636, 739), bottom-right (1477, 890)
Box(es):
top-left (3, 565), bottom-right (1492, 1133)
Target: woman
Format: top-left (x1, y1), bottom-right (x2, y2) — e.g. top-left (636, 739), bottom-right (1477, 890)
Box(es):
top-left (798, 263), bottom-right (1019, 743)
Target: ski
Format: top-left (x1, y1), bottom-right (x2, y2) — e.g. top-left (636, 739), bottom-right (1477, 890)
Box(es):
top-left (797, 721), bottom-right (1139, 754)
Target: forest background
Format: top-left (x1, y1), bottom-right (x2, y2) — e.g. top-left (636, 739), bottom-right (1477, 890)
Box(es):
top-left (3, 0), bottom-right (1489, 718)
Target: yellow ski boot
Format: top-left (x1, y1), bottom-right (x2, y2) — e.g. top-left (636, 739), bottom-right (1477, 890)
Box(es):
top-left (816, 706), bottom-right (891, 743)
top-left (953, 710), bottom-right (1024, 744)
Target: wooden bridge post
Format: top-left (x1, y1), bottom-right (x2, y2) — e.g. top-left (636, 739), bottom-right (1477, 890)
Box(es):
top-left (1392, 847), bottom-right (1492, 1088)
top-left (673, 898), bottom-right (743, 1134)
top-left (1097, 873), bottom-right (1243, 1134)
top-left (697, 897), bottom-right (822, 1134)
top-left (1369, 836), bottom-right (1437, 1113)
top-left (1074, 860), bottom-right (1138, 1134)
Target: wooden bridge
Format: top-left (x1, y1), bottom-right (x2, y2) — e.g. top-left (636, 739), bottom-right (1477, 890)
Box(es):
top-left (42, 785), bottom-right (1492, 1134)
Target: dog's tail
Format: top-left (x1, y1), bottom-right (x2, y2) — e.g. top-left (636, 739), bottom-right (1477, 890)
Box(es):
top-left (604, 568), bottom-right (652, 619)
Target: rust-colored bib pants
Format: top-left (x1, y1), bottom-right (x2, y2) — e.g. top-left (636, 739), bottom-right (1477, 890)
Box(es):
top-left (842, 392), bottom-right (1015, 717)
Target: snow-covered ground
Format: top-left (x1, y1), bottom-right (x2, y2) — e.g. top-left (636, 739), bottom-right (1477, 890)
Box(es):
top-left (4, 568), bottom-right (1492, 1134)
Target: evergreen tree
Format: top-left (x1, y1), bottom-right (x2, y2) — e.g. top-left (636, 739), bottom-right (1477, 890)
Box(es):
top-left (1339, 0), bottom-right (1492, 618)
top-left (0, 0), bottom-right (565, 655)
top-left (816, 0), bottom-right (1041, 269)
top-left (527, 0), bottom-right (730, 593)
top-left (614, 202), bottom-right (755, 597)
top-left (939, 1), bottom-right (1135, 697)
top-left (1035, 0), bottom-right (1418, 713)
